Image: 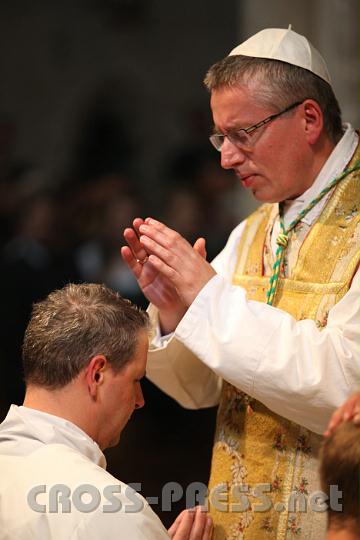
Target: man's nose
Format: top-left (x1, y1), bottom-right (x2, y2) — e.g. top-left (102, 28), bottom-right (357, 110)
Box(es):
top-left (220, 138), bottom-right (247, 169)
top-left (135, 383), bottom-right (145, 410)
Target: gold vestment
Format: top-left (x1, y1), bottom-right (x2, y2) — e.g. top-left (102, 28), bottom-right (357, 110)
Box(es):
top-left (208, 154), bottom-right (359, 539)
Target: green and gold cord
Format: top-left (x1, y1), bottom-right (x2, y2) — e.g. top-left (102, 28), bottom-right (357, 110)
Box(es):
top-left (266, 162), bottom-right (359, 306)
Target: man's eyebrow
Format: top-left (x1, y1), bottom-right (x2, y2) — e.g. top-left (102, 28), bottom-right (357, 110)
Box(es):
top-left (211, 122), bottom-right (245, 135)
top-left (212, 125), bottom-right (226, 135)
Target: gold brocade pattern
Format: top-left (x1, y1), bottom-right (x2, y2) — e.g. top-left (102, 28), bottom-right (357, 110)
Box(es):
top-left (208, 155), bottom-right (359, 540)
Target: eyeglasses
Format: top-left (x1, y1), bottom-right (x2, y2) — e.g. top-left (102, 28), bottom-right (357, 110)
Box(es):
top-left (209, 100), bottom-right (303, 152)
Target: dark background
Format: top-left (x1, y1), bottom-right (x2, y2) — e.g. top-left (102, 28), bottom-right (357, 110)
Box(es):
top-left (0, 0), bottom-right (244, 528)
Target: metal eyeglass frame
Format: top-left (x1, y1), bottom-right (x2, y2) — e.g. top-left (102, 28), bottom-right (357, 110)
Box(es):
top-left (209, 100), bottom-right (304, 152)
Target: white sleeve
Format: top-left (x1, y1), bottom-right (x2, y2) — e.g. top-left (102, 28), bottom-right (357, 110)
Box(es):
top-left (146, 222), bottom-right (246, 409)
top-left (147, 305), bottom-right (223, 409)
top-left (175, 269), bottom-right (359, 434)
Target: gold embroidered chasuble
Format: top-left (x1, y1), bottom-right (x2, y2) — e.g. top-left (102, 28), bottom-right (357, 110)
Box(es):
top-left (208, 156), bottom-right (359, 540)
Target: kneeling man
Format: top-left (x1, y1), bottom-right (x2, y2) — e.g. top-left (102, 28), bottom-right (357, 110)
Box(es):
top-left (0, 283), bottom-right (212, 539)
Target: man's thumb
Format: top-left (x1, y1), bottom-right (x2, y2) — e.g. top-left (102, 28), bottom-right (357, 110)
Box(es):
top-left (193, 237), bottom-right (207, 259)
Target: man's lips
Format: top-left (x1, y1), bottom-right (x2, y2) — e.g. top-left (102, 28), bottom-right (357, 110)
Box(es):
top-left (238, 173), bottom-right (257, 188)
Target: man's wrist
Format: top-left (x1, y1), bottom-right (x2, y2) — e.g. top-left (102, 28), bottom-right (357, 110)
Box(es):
top-left (158, 307), bottom-right (187, 335)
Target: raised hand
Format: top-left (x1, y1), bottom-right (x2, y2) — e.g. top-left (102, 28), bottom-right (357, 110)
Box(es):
top-left (121, 218), bottom-right (207, 333)
top-left (138, 218), bottom-right (216, 307)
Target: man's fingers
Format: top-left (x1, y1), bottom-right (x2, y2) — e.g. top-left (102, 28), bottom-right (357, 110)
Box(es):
top-left (328, 414), bottom-right (341, 431)
top-left (133, 217), bottom-right (145, 235)
top-left (139, 222), bottom-right (181, 251)
top-left (168, 510), bottom-right (189, 538)
top-left (325, 393), bottom-right (360, 436)
top-left (168, 508), bottom-right (212, 540)
top-left (123, 227), bottom-right (149, 262)
top-left (147, 254), bottom-right (180, 285)
top-left (120, 246), bottom-right (143, 278)
top-left (123, 227), bottom-right (141, 248)
top-left (193, 237), bottom-right (207, 259)
top-left (189, 506), bottom-right (207, 540)
top-left (140, 219), bottom-right (193, 253)
top-left (172, 510), bottom-right (195, 539)
top-left (120, 245), bottom-right (133, 264)
top-left (144, 217), bottom-right (171, 232)
top-left (203, 516), bottom-right (213, 540)
top-left (140, 234), bottom-right (181, 269)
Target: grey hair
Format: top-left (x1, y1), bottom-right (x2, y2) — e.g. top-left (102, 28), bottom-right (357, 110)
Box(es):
top-left (23, 283), bottom-right (149, 389)
top-left (204, 55), bottom-right (343, 143)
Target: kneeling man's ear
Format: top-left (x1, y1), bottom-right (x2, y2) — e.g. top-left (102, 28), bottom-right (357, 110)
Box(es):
top-left (85, 355), bottom-right (107, 398)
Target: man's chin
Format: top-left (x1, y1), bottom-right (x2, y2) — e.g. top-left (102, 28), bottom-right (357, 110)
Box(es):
top-left (252, 188), bottom-right (280, 204)
top-left (107, 433), bottom-right (121, 449)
